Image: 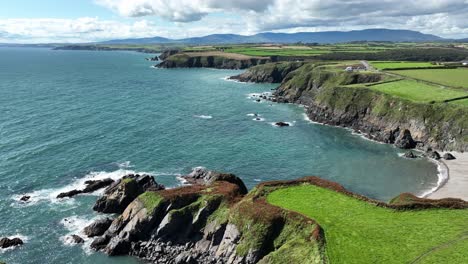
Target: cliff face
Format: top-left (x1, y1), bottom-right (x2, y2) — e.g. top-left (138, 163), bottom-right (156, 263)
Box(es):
top-left (229, 62), bottom-right (304, 83)
top-left (235, 62), bottom-right (467, 151)
top-left (157, 53), bottom-right (271, 70)
top-left (89, 168), bottom-right (326, 264)
top-left (277, 64), bottom-right (467, 151)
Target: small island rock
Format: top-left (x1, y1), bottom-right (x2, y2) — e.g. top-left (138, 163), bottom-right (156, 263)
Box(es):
top-left (275, 122), bottom-right (290, 127)
top-left (0, 237), bottom-right (24, 248)
top-left (443, 153), bottom-right (456, 160)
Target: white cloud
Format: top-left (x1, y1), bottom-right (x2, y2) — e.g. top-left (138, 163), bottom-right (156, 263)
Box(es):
top-left (95, 0), bottom-right (468, 38)
top-left (1, 0), bottom-right (467, 43)
top-left (0, 18), bottom-right (163, 43)
top-left (0, 16), bottom-right (249, 43)
top-left (95, 0), bottom-right (271, 22)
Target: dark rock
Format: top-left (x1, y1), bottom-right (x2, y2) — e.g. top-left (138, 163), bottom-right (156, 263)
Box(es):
top-left (183, 167), bottom-right (248, 194)
top-left (82, 178), bottom-right (114, 193)
top-left (20, 195), bottom-right (31, 202)
top-left (403, 151), bottom-right (418, 159)
top-left (90, 235), bottom-right (110, 250)
top-left (93, 174), bottom-right (163, 214)
top-left (158, 49), bottom-right (181, 61)
top-left (57, 189), bottom-right (83, 199)
top-left (275, 122), bottom-right (290, 127)
top-left (394, 129), bottom-right (416, 149)
top-left (57, 178), bottom-right (114, 199)
top-left (443, 153), bottom-right (456, 160)
top-left (84, 218), bottom-right (113, 237)
top-left (69, 235), bottom-right (84, 244)
top-left (0, 237), bottom-right (23, 248)
top-left (428, 150), bottom-right (441, 160)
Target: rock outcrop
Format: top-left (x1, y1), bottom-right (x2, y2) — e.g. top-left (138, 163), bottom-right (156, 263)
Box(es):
top-left (0, 237), bottom-right (23, 249)
top-left (157, 52), bottom-right (271, 70)
top-left (403, 151), bottom-right (418, 159)
top-left (274, 122), bottom-right (290, 127)
top-left (57, 178), bottom-right (114, 199)
top-left (394, 129), bottom-right (417, 149)
top-left (158, 49), bottom-right (181, 61)
top-left (69, 235), bottom-right (84, 244)
top-left (443, 153), bottom-right (456, 160)
top-left (84, 218), bottom-right (113, 237)
top-left (93, 174), bottom-right (164, 214)
top-left (263, 62), bottom-right (467, 152)
top-left (229, 62), bottom-right (304, 83)
top-left (88, 169), bottom-right (326, 263)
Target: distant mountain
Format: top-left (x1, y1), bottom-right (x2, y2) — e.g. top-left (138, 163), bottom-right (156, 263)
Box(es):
top-left (101, 36), bottom-right (172, 44)
top-left (100, 29), bottom-right (445, 45)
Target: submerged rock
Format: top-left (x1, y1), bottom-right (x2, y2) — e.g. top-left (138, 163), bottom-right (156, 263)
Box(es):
top-left (57, 178), bottom-right (114, 199)
top-left (394, 129), bottom-right (416, 149)
top-left (443, 153), bottom-right (456, 160)
top-left (20, 195), bottom-right (31, 202)
top-left (57, 189), bottom-right (83, 199)
top-left (275, 122), bottom-right (290, 127)
top-left (93, 174), bottom-right (164, 214)
top-left (84, 218), bottom-right (113, 237)
top-left (428, 150), bottom-right (441, 160)
top-left (69, 235), bottom-right (84, 244)
top-left (82, 179), bottom-right (115, 193)
top-left (403, 151), bottom-right (418, 159)
top-left (0, 237), bottom-right (23, 248)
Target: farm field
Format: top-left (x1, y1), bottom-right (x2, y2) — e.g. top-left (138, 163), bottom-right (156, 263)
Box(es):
top-left (369, 80), bottom-right (468, 105)
top-left (267, 184), bottom-right (468, 264)
top-left (370, 61), bottom-right (439, 70)
top-left (389, 68), bottom-right (468, 89)
top-left (224, 47), bottom-right (331, 56)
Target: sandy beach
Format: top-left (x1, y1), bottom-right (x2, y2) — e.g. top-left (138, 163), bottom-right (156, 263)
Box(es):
top-left (428, 152), bottom-right (468, 201)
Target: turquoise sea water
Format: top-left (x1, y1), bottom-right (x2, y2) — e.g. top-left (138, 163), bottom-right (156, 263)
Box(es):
top-left (0, 48), bottom-right (438, 263)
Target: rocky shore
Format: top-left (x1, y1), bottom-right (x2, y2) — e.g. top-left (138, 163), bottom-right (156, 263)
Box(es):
top-left (157, 51), bottom-right (271, 70)
top-left (56, 168), bottom-right (466, 263)
top-left (77, 168), bottom-right (328, 263)
top-left (230, 62), bottom-right (467, 152)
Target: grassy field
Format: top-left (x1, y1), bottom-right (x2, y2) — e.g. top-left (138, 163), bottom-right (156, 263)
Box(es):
top-left (267, 184), bottom-right (468, 264)
top-left (370, 61), bottom-right (439, 70)
top-left (368, 80), bottom-right (468, 105)
top-left (224, 47), bottom-right (331, 56)
top-left (390, 68), bottom-right (468, 89)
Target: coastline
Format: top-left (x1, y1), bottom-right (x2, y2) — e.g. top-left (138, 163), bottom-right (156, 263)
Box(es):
top-left (428, 152), bottom-right (468, 201)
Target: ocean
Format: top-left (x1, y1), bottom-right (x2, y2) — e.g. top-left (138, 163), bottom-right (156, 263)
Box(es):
top-left (0, 47), bottom-right (438, 263)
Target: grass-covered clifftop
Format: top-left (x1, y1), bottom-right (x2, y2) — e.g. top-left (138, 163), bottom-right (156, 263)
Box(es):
top-left (87, 170), bottom-right (468, 263)
top-left (157, 51), bottom-right (271, 69)
top-left (266, 177), bottom-right (468, 263)
top-left (236, 61), bottom-right (467, 151)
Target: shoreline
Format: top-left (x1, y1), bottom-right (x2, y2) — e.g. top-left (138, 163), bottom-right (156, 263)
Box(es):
top-left (428, 152), bottom-right (468, 201)
top-left (300, 107), bottom-right (463, 201)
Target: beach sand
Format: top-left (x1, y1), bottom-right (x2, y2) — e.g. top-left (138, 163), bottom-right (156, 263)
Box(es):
top-left (429, 152), bottom-right (468, 201)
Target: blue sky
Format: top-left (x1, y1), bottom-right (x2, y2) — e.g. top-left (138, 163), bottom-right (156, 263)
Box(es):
top-left (0, 0), bottom-right (124, 19)
top-left (0, 0), bottom-right (467, 43)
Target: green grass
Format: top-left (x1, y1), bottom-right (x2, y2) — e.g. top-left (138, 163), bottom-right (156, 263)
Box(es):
top-left (369, 80), bottom-right (468, 105)
top-left (267, 184), bottom-right (468, 264)
top-left (390, 68), bottom-right (468, 88)
top-left (370, 61), bottom-right (439, 70)
top-left (137, 192), bottom-right (163, 214)
top-left (224, 47), bottom-right (331, 57)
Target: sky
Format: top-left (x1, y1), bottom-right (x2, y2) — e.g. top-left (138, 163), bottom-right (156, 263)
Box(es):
top-left (0, 0), bottom-right (467, 43)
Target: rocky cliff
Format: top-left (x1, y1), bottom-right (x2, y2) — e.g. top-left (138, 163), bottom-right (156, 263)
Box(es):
top-left (86, 168), bottom-right (326, 264)
top-left (233, 62), bottom-right (467, 152)
top-left (229, 62), bottom-right (304, 83)
top-left (157, 52), bottom-right (271, 70)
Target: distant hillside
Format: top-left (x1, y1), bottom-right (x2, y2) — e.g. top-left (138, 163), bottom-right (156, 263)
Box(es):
top-left (101, 29), bottom-right (444, 45)
top-left (100, 36), bottom-right (171, 44)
